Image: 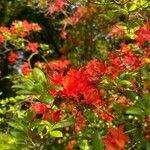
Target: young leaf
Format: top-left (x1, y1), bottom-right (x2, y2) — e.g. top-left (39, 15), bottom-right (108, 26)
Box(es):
top-left (92, 131), bottom-right (104, 150)
top-left (58, 118), bottom-right (75, 128)
top-left (126, 107), bottom-right (144, 115)
top-left (39, 93), bottom-right (54, 104)
top-left (124, 90), bottom-right (140, 101)
top-left (16, 90), bottom-right (37, 95)
top-left (117, 80), bottom-right (132, 87)
top-left (50, 130), bottom-right (63, 138)
top-left (32, 83), bottom-right (44, 94)
top-left (11, 130), bottom-right (29, 141)
top-left (32, 68), bottom-right (47, 83)
top-left (47, 84), bottom-right (63, 91)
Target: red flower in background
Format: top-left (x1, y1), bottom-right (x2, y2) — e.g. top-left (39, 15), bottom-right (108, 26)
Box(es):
top-left (66, 140), bottom-right (77, 150)
top-left (86, 59), bottom-right (106, 77)
top-left (32, 103), bottom-right (48, 114)
top-left (21, 62), bottom-right (31, 75)
top-left (75, 112), bottom-right (86, 132)
top-left (83, 88), bottom-right (104, 106)
top-left (60, 30), bottom-right (68, 39)
top-left (103, 125), bottom-right (129, 150)
top-left (8, 51), bottom-right (20, 64)
top-left (22, 20), bottom-right (41, 31)
top-left (64, 5), bottom-right (84, 25)
top-left (106, 53), bottom-right (125, 78)
top-left (120, 44), bottom-right (141, 70)
top-left (108, 24), bottom-right (125, 37)
top-left (47, 0), bottom-right (65, 14)
top-left (135, 21), bottom-right (150, 46)
top-left (145, 117), bottom-right (150, 140)
top-left (26, 42), bottom-right (39, 52)
top-left (48, 58), bottom-right (70, 71)
top-left (0, 34), bottom-right (4, 43)
top-left (12, 20), bottom-right (41, 32)
top-left (44, 109), bottom-right (62, 123)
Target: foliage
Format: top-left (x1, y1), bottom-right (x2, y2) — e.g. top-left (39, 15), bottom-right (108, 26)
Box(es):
top-left (0, 0), bottom-right (150, 150)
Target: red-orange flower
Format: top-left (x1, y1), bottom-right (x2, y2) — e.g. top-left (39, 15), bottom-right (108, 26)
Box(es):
top-left (66, 140), bottom-right (77, 150)
top-left (22, 20), bottom-right (41, 31)
top-left (8, 51), bottom-right (20, 64)
top-left (32, 103), bottom-right (48, 115)
top-left (108, 24), bottom-right (125, 37)
top-left (75, 112), bottom-right (86, 132)
top-left (44, 109), bottom-right (62, 123)
top-left (64, 5), bottom-right (84, 25)
top-left (47, 0), bottom-right (65, 14)
top-left (48, 58), bottom-right (70, 71)
top-left (135, 21), bottom-right (150, 46)
top-left (0, 34), bottom-right (4, 43)
top-left (26, 42), bottom-right (39, 52)
top-left (12, 20), bottom-right (41, 32)
top-left (103, 125), bottom-right (129, 150)
top-left (21, 62), bottom-right (31, 75)
top-left (86, 59), bottom-right (106, 77)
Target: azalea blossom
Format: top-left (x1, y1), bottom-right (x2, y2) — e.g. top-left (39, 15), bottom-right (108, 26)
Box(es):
top-left (66, 140), bottom-right (77, 150)
top-left (47, 58), bottom-right (70, 71)
top-left (32, 102), bottom-right (48, 115)
top-left (21, 62), bottom-right (31, 75)
top-left (26, 42), bottom-right (40, 52)
top-left (108, 24), bottom-right (125, 37)
top-left (103, 125), bottom-right (129, 150)
top-left (135, 21), bottom-right (150, 46)
top-left (47, 0), bottom-right (65, 14)
top-left (0, 34), bottom-right (4, 43)
top-left (8, 51), bottom-right (20, 64)
top-left (75, 112), bottom-right (86, 132)
top-left (44, 109), bottom-right (62, 123)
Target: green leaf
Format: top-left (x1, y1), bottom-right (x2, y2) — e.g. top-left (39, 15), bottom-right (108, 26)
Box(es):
top-left (50, 130), bottom-right (63, 138)
top-left (12, 84), bottom-right (25, 89)
top-left (141, 94), bottom-right (150, 115)
top-left (141, 65), bottom-right (150, 81)
top-left (126, 107), bottom-right (144, 115)
top-left (30, 119), bottom-right (42, 129)
top-left (38, 126), bottom-right (45, 135)
top-left (16, 90), bottom-right (37, 95)
top-left (145, 58), bottom-right (150, 63)
top-left (41, 120), bottom-right (53, 130)
top-left (47, 84), bottom-right (63, 91)
top-left (39, 93), bottom-right (54, 104)
top-left (52, 124), bottom-right (62, 130)
top-left (32, 68), bottom-right (47, 83)
top-left (11, 130), bottom-right (29, 141)
top-left (22, 79), bottom-right (34, 90)
top-left (32, 83), bottom-right (44, 94)
top-left (25, 110), bottom-right (34, 120)
top-left (119, 71), bottom-right (137, 80)
top-left (9, 120), bottom-right (28, 132)
top-left (92, 131), bottom-right (104, 150)
top-left (118, 80), bottom-right (132, 87)
top-left (9, 122), bottom-right (24, 131)
top-left (59, 118), bottom-right (75, 128)
top-left (146, 141), bottom-right (150, 150)
top-left (124, 90), bottom-right (140, 101)
top-left (97, 84), bottom-right (114, 90)
top-left (129, 4), bottom-right (137, 11)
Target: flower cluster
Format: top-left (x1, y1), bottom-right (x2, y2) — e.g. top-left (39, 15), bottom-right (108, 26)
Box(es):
top-left (47, 0), bottom-right (65, 14)
top-left (1, 17), bottom-right (150, 150)
top-left (8, 51), bottom-right (20, 64)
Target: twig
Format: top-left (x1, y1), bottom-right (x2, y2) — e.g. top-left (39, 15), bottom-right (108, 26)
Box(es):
top-left (27, 52), bottom-right (38, 69)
